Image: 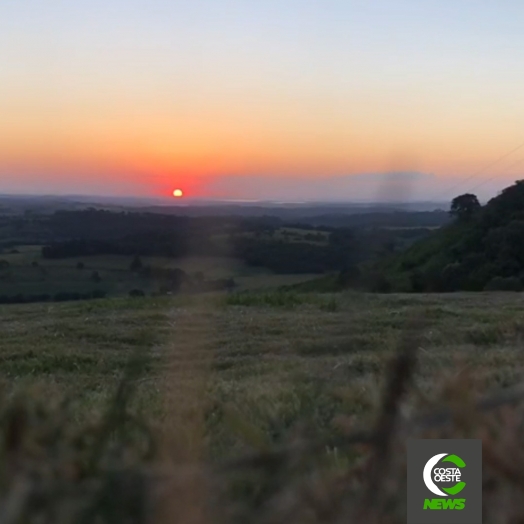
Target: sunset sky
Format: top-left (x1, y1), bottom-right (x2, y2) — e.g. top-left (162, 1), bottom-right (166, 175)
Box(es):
top-left (2, 1), bottom-right (524, 201)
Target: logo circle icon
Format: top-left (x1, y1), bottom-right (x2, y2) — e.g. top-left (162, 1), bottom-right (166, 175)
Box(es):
top-left (423, 453), bottom-right (466, 496)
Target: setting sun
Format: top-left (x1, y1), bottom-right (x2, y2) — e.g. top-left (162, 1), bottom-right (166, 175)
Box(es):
top-left (173, 189), bottom-right (184, 198)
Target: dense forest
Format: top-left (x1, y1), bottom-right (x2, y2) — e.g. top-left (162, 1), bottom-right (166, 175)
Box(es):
top-left (381, 181), bottom-right (524, 292)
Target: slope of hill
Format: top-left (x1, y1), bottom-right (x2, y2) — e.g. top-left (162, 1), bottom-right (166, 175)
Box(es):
top-left (2, 291), bottom-right (524, 522)
top-left (383, 180), bottom-right (524, 292)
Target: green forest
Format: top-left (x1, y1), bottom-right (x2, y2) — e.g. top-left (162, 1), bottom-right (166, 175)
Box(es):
top-left (381, 181), bottom-right (524, 292)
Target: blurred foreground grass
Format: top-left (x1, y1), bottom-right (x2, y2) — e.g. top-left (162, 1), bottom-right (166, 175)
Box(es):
top-left (2, 291), bottom-right (524, 522)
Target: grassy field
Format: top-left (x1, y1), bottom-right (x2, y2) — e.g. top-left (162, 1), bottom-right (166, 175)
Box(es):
top-left (0, 247), bottom-right (320, 297)
top-left (3, 290), bottom-right (524, 424)
top-left (2, 290), bottom-right (524, 522)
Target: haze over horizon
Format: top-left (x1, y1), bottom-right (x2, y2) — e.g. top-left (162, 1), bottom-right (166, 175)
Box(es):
top-left (2, 1), bottom-right (524, 201)
top-left (0, 171), bottom-right (514, 205)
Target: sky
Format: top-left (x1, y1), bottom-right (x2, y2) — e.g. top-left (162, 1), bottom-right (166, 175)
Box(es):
top-left (1, 0), bottom-right (524, 202)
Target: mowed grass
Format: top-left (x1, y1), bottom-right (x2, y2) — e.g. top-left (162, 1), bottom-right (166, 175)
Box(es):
top-left (2, 291), bottom-right (524, 458)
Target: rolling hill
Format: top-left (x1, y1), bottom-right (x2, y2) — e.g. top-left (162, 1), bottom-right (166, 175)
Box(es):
top-left (383, 180), bottom-right (524, 292)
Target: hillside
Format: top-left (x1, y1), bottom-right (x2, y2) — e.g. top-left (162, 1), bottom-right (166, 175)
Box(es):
top-left (2, 291), bottom-right (524, 522)
top-left (383, 180), bottom-right (524, 292)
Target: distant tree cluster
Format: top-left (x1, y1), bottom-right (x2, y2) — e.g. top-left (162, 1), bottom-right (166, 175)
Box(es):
top-left (41, 223), bottom-right (361, 276)
top-left (40, 229), bottom-right (229, 260)
top-left (232, 229), bottom-right (359, 274)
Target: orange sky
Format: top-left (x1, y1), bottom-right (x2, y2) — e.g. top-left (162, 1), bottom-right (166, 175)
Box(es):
top-left (2, 1), bottom-right (524, 201)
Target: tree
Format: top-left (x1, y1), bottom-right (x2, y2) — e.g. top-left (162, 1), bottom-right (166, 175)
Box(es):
top-left (450, 193), bottom-right (481, 220)
top-left (91, 271), bottom-right (101, 283)
top-left (76, 262), bottom-right (85, 270)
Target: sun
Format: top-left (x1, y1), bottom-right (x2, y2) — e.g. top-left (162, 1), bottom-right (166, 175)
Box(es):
top-left (172, 188), bottom-right (184, 198)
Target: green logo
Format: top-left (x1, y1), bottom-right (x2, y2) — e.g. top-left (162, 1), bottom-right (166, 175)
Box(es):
top-left (408, 439), bottom-right (481, 523)
top-left (423, 498), bottom-right (465, 510)
top-left (423, 453), bottom-right (466, 510)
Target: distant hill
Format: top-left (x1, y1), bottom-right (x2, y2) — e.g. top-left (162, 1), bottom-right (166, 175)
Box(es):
top-left (0, 194), bottom-right (448, 218)
top-left (382, 180), bottom-right (524, 292)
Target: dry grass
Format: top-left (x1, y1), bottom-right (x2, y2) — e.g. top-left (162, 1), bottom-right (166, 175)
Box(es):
top-left (1, 291), bottom-right (524, 521)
